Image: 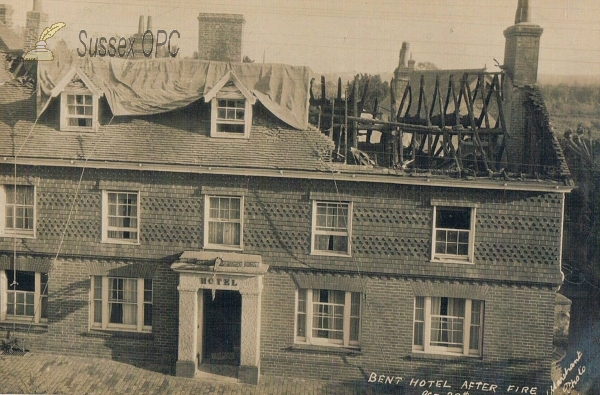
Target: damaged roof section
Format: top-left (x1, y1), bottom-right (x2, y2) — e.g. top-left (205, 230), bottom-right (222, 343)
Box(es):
top-left (309, 70), bottom-right (573, 186)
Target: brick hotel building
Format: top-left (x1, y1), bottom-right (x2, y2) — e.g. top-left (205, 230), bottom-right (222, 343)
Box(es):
top-left (0, 0), bottom-right (571, 390)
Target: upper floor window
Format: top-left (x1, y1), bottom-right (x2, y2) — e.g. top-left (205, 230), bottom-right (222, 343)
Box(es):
top-left (91, 276), bottom-right (152, 333)
top-left (296, 289), bottom-right (361, 348)
top-left (60, 91), bottom-right (98, 131)
top-left (0, 185), bottom-right (35, 238)
top-left (0, 270), bottom-right (48, 324)
top-left (206, 72), bottom-right (255, 139)
top-left (413, 296), bottom-right (483, 357)
top-left (432, 206), bottom-right (475, 263)
top-left (102, 191), bottom-right (140, 244)
top-left (311, 201), bottom-right (352, 256)
top-left (204, 196), bottom-right (243, 250)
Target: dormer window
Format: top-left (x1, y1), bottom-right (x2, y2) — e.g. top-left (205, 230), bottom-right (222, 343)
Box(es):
top-left (205, 71), bottom-right (256, 139)
top-left (53, 69), bottom-right (101, 132)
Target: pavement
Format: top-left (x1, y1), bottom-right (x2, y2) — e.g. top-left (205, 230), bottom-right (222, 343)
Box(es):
top-left (0, 352), bottom-right (381, 395)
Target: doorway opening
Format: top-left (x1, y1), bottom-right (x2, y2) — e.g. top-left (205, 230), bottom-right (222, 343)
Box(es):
top-left (201, 289), bottom-right (242, 366)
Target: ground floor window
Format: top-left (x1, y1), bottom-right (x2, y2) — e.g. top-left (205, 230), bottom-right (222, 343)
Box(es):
top-left (413, 296), bottom-right (483, 356)
top-left (91, 276), bottom-right (152, 332)
top-left (296, 289), bottom-right (360, 348)
top-left (0, 270), bottom-right (47, 324)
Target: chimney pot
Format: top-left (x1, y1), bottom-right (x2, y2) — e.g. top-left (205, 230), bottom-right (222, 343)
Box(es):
top-left (147, 16), bottom-right (153, 32)
top-left (32, 0), bottom-right (42, 12)
top-left (399, 42), bottom-right (410, 68)
top-left (138, 15), bottom-right (145, 34)
top-left (515, 0), bottom-right (533, 24)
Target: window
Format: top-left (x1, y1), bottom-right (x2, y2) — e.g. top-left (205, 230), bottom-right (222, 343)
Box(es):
top-left (413, 296), bottom-right (483, 356)
top-left (0, 270), bottom-right (48, 324)
top-left (0, 185), bottom-right (35, 237)
top-left (91, 276), bottom-right (152, 332)
top-left (296, 289), bottom-right (360, 348)
top-left (432, 206), bottom-right (475, 262)
top-left (60, 92), bottom-right (97, 131)
top-left (204, 196), bottom-right (243, 249)
top-left (216, 99), bottom-right (245, 134)
top-left (311, 201), bottom-right (352, 256)
top-left (210, 95), bottom-right (252, 138)
top-left (102, 191), bottom-right (140, 244)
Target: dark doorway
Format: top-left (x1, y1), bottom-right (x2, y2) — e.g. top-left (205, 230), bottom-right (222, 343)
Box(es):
top-left (202, 289), bottom-right (242, 366)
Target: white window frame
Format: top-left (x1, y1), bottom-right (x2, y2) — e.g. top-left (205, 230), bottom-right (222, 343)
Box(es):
top-left (311, 201), bottom-right (352, 257)
top-left (295, 289), bottom-right (361, 348)
top-left (60, 91), bottom-right (99, 132)
top-left (431, 206), bottom-right (475, 263)
top-left (210, 94), bottom-right (252, 139)
top-left (101, 190), bottom-right (140, 244)
top-left (0, 185), bottom-right (36, 238)
top-left (413, 296), bottom-right (484, 357)
top-left (90, 276), bottom-right (152, 333)
top-left (0, 270), bottom-right (48, 324)
top-left (203, 195), bottom-right (244, 250)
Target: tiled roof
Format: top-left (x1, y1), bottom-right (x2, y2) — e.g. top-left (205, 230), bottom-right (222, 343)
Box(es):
top-left (525, 86), bottom-right (573, 183)
top-left (0, 79), bottom-right (334, 172)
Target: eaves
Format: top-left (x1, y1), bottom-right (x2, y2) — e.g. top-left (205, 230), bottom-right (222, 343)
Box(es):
top-left (3, 157), bottom-right (574, 194)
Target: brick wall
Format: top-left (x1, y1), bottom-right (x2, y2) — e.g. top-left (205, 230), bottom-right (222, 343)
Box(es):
top-left (24, 10), bottom-right (48, 52)
top-left (0, 4), bottom-right (13, 27)
top-left (197, 13), bottom-right (244, 62)
top-left (503, 24), bottom-right (543, 87)
top-left (260, 270), bottom-right (555, 391)
top-left (0, 164), bottom-right (563, 380)
top-left (0, 166), bottom-right (563, 283)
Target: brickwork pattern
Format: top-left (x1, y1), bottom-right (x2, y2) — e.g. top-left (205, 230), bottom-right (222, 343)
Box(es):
top-left (197, 13), bottom-right (244, 62)
top-left (260, 270), bottom-right (555, 391)
top-left (0, 165), bottom-right (563, 380)
top-left (0, 166), bottom-right (563, 283)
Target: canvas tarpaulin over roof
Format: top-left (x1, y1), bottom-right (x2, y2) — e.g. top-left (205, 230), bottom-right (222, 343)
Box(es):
top-left (38, 56), bottom-right (313, 129)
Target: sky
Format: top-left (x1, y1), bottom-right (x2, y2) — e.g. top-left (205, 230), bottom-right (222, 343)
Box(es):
top-left (4, 0), bottom-right (600, 76)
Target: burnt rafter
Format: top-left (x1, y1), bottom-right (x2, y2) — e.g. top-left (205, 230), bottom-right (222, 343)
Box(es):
top-left (309, 71), bottom-right (511, 176)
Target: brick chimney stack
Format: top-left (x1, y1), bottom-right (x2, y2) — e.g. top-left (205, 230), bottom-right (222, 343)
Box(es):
top-left (503, 0), bottom-right (543, 86)
top-left (504, 0), bottom-right (544, 173)
top-left (0, 4), bottom-right (14, 27)
top-left (197, 13), bottom-right (244, 62)
top-left (24, 0), bottom-right (48, 51)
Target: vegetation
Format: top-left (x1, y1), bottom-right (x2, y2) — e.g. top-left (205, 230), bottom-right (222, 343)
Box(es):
top-left (539, 84), bottom-right (600, 138)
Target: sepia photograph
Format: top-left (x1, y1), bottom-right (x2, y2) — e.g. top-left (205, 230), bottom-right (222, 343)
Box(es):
top-left (0, 0), bottom-right (598, 394)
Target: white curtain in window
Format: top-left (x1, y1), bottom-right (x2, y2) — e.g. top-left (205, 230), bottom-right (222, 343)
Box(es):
top-left (431, 297), bottom-right (443, 343)
top-left (122, 279), bottom-right (137, 325)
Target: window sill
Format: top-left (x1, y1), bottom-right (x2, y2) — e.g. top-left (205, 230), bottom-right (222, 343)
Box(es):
top-left (210, 133), bottom-right (249, 139)
top-left (204, 245), bottom-right (243, 252)
top-left (59, 128), bottom-right (96, 133)
top-left (1, 233), bottom-right (36, 239)
top-left (311, 250), bottom-right (352, 258)
top-left (85, 329), bottom-right (153, 340)
top-left (288, 343), bottom-right (362, 356)
top-left (101, 239), bottom-right (140, 246)
top-left (0, 321), bottom-right (48, 333)
top-left (411, 351), bottom-right (481, 361)
top-left (430, 258), bottom-right (474, 265)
